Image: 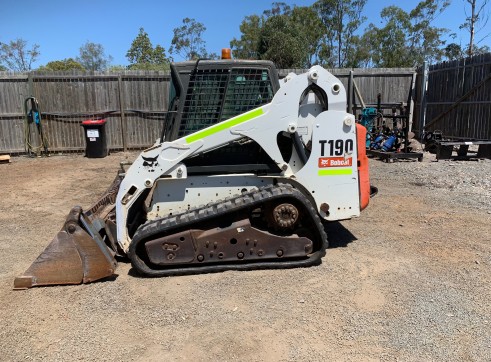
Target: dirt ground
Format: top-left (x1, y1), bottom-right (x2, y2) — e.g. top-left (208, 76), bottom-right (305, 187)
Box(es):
top-left (0, 151), bottom-right (490, 361)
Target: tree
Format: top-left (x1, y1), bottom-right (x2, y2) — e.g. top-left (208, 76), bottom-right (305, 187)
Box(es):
top-left (76, 41), bottom-right (112, 71)
top-left (363, 1), bottom-right (449, 67)
top-left (443, 43), bottom-right (466, 60)
top-left (231, 4), bottom-right (325, 68)
top-left (262, 1), bottom-right (292, 17)
top-left (362, 7), bottom-right (412, 67)
top-left (343, 35), bottom-right (372, 67)
top-left (107, 65), bottom-right (127, 71)
top-left (37, 58), bottom-right (85, 71)
top-left (230, 15), bottom-right (264, 59)
top-left (314, 0), bottom-right (368, 67)
top-left (169, 18), bottom-right (208, 60)
top-left (202, 51), bottom-right (220, 60)
top-left (258, 13), bottom-right (305, 68)
top-left (291, 6), bottom-right (325, 67)
top-left (126, 28), bottom-right (170, 70)
top-left (460, 0), bottom-right (490, 56)
top-left (0, 39), bottom-right (40, 72)
top-left (410, 0), bottom-right (450, 63)
top-left (0, 65), bottom-right (6, 71)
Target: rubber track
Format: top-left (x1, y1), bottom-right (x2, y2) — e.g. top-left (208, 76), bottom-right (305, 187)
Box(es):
top-left (128, 183), bottom-right (328, 276)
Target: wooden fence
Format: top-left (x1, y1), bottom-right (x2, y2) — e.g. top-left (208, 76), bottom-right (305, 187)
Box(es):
top-left (413, 53), bottom-right (491, 139)
top-left (0, 68), bottom-right (416, 154)
top-left (0, 71), bottom-right (170, 154)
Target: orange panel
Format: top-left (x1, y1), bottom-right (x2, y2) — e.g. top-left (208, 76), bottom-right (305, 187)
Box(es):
top-left (356, 124), bottom-right (370, 210)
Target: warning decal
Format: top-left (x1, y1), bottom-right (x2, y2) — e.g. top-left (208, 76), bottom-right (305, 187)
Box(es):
top-left (318, 157), bottom-right (353, 168)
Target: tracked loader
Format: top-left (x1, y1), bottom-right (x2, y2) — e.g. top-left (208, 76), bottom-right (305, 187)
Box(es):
top-left (14, 58), bottom-right (374, 289)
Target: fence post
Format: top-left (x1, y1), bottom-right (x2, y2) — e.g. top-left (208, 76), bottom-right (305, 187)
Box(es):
top-left (419, 61), bottom-right (428, 139)
top-left (407, 71), bottom-right (417, 132)
top-left (348, 70), bottom-right (354, 114)
top-left (27, 72), bottom-right (34, 97)
top-left (117, 75), bottom-right (128, 152)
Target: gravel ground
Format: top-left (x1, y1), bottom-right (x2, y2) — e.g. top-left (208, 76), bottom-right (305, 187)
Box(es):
top-left (0, 151), bottom-right (490, 361)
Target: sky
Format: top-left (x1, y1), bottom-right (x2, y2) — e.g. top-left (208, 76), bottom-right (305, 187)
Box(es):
top-left (1, 0), bottom-right (489, 68)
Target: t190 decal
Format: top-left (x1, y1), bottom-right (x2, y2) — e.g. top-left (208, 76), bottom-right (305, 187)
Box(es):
top-left (319, 139), bottom-right (354, 157)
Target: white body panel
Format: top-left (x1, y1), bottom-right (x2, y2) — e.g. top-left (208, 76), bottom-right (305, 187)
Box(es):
top-left (147, 175), bottom-right (268, 219)
top-left (115, 66), bottom-right (360, 251)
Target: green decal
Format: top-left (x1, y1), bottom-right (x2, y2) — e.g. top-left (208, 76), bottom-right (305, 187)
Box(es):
top-left (185, 107), bottom-right (264, 144)
top-left (318, 168), bottom-right (353, 176)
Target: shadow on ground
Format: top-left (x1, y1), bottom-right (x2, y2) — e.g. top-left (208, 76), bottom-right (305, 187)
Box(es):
top-left (324, 221), bottom-right (357, 248)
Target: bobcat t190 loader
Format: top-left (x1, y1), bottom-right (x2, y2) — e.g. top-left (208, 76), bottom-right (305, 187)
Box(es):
top-left (14, 59), bottom-right (373, 289)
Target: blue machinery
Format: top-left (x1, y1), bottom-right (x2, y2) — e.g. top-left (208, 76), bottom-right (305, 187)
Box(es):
top-left (360, 108), bottom-right (378, 148)
top-left (359, 105), bottom-right (423, 163)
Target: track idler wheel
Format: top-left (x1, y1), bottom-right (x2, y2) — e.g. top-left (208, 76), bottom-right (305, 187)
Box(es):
top-left (266, 202), bottom-right (299, 230)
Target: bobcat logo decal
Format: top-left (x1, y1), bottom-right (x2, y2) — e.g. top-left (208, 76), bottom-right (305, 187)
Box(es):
top-left (142, 155), bottom-right (159, 172)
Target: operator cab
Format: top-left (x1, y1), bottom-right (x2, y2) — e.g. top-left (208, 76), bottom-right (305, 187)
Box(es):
top-left (161, 60), bottom-right (280, 142)
top-left (161, 60), bottom-right (282, 175)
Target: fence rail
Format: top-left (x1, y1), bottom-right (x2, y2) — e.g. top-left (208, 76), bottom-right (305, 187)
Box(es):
top-left (1, 68), bottom-right (416, 154)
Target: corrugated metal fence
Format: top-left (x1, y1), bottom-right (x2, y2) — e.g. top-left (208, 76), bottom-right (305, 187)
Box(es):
top-left (0, 68), bottom-right (416, 154)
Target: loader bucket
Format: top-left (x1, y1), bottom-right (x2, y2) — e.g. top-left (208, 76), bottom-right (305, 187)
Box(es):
top-left (14, 206), bottom-right (117, 289)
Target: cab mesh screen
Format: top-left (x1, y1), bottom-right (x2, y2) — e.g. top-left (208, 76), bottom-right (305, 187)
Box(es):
top-left (178, 68), bottom-right (274, 137)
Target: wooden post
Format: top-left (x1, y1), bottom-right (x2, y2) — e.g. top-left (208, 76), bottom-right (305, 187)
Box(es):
top-left (118, 75), bottom-right (128, 152)
top-left (353, 78), bottom-right (366, 109)
top-left (407, 72), bottom-right (417, 133)
top-left (348, 70), bottom-right (354, 114)
top-left (419, 61), bottom-right (428, 139)
top-left (27, 72), bottom-right (34, 97)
